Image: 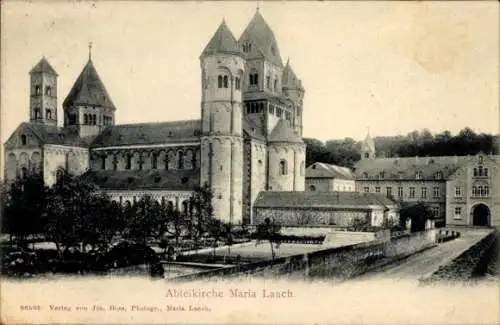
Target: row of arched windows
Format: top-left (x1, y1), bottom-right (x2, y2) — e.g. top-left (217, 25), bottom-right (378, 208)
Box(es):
top-left (34, 85), bottom-right (52, 96)
top-left (84, 114), bottom-right (97, 125)
top-left (472, 185), bottom-right (490, 197)
top-left (217, 75), bottom-right (241, 90)
top-left (361, 170), bottom-right (443, 180)
top-left (473, 166), bottom-right (488, 177)
top-left (100, 150), bottom-right (199, 171)
top-left (33, 108), bottom-right (53, 120)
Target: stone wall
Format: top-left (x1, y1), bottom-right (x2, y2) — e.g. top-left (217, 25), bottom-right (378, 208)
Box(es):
top-left (172, 230), bottom-right (438, 282)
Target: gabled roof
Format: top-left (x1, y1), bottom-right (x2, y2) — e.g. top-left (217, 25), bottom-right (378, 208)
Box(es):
top-left (201, 20), bottom-right (242, 57)
top-left (5, 122), bottom-right (93, 148)
top-left (90, 120), bottom-right (202, 148)
top-left (239, 10), bottom-right (283, 67)
top-left (63, 59), bottom-right (116, 110)
top-left (254, 191), bottom-right (397, 209)
top-left (30, 57), bottom-right (58, 75)
top-left (306, 162), bottom-right (355, 180)
top-left (268, 119), bottom-right (303, 144)
top-left (243, 115), bottom-right (266, 141)
top-left (81, 169), bottom-right (200, 191)
top-left (353, 155), bottom-right (490, 180)
top-left (282, 59), bottom-right (304, 91)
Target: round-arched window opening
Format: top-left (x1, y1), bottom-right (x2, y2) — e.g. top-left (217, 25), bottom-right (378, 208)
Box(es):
top-left (309, 185), bottom-right (316, 191)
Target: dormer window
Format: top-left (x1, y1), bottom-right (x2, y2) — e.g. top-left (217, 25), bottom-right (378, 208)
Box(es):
top-left (415, 171), bottom-right (422, 180)
top-left (362, 172), bottom-right (368, 179)
top-left (434, 171), bottom-right (443, 179)
top-left (379, 171), bottom-right (385, 179)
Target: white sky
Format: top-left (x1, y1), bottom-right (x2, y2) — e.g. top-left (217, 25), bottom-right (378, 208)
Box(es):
top-left (1, 1), bottom-right (499, 154)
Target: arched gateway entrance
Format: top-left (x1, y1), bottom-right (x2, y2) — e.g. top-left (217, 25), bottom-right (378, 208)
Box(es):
top-left (471, 204), bottom-right (490, 227)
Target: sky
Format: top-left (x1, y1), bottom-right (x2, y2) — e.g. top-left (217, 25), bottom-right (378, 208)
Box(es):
top-left (1, 1), bottom-right (499, 153)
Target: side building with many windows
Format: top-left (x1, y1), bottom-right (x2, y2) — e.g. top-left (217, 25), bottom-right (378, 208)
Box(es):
top-left (354, 133), bottom-right (500, 227)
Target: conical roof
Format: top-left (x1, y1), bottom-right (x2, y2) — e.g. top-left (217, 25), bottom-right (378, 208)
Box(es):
top-left (282, 59), bottom-right (304, 91)
top-left (30, 57), bottom-right (58, 75)
top-left (239, 10), bottom-right (283, 67)
top-left (201, 20), bottom-right (242, 57)
top-left (268, 119), bottom-right (303, 144)
top-left (63, 59), bottom-right (115, 110)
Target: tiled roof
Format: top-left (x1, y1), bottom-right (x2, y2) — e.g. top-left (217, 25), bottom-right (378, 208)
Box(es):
top-left (306, 162), bottom-right (355, 180)
top-left (268, 119), bottom-right (303, 144)
top-left (30, 57), bottom-right (58, 75)
top-left (81, 169), bottom-right (200, 191)
top-left (253, 191), bottom-right (397, 209)
top-left (90, 120), bottom-right (201, 148)
top-left (239, 11), bottom-right (283, 67)
top-left (354, 156), bottom-right (473, 180)
top-left (23, 122), bottom-right (93, 147)
top-left (243, 115), bottom-right (266, 141)
top-left (63, 59), bottom-right (116, 110)
top-left (282, 60), bottom-right (304, 91)
top-left (201, 20), bottom-right (242, 57)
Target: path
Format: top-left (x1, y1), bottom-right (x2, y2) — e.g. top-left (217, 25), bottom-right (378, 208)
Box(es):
top-left (357, 228), bottom-right (493, 281)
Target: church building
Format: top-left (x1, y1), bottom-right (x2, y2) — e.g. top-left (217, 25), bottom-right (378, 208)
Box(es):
top-left (3, 10), bottom-right (307, 225)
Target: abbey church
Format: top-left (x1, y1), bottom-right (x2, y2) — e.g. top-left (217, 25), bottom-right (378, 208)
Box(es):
top-left (3, 10), bottom-right (307, 225)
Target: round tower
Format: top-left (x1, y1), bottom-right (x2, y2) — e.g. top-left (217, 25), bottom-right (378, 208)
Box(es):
top-left (200, 20), bottom-right (246, 224)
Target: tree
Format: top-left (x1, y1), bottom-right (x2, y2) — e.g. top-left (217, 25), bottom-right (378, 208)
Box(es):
top-left (125, 195), bottom-right (163, 244)
top-left (43, 173), bottom-right (99, 257)
top-left (3, 174), bottom-right (47, 248)
top-left (255, 218), bottom-right (281, 259)
top-left (294, 209), bottom-right (313, 225)
top-left (347, 216), bottom-right (370, 232)
top-left (399, 201), bottom-right (433, 232)
top-left (187, 183), bottom-right (214, 250)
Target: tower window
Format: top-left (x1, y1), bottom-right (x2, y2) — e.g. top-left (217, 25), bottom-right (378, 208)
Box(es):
top-left (242, 41), bottom-right (252, 53)
top-left (266, 75), bottom-right (270, 89)
top-left (235, 77), bottom-right (240, 90)
top-left (34, 108), bottom-right (41, 119)
top-left (84, 114), bottom-right (88, 125)
top-left (45, 86), bottom-right (52, 96)
top-left (45, 109), bottom-right (52, 120)
top-left (21, 134), bottom-right (27, 145)
top-left (223, 75), bottom-right (228, 88)
top-left (274, 79), bottom-right (277, 91)
top-left (249, 73), bottom-right (259, 86)
top-left (279, 160), bottom-right (287, 175)
top-left (218, 75), bottom-right (223, 88)
top-left (35, 85), bottom-right (40, 95)
top-left (101, 156), bottom-right (106, 170)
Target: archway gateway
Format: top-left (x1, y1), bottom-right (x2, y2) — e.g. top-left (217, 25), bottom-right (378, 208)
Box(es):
top-left (472, 204), bottom-right (490, 227)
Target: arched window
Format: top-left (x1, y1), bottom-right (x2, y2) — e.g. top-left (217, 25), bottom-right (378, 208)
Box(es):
top-left (84, 114), bottom-right (88, 125)
top-left (218, 75), bottom-right (223, 88)
top-left (93, 114), bottom-right (97, 125)
top-left (309, 185), bottom-right (316, 191)
top-left (101, 155), bottom-right (106, 169)
top-left (279, 160), bottom-right (287, 175)
top-left (21, 167), bottom-right (28, 179)
top-left (266, 75), bottom-right (270, 89)
top-left (34, 108), bottom-right (41, 119)
top-left (151, 152), bottom-right (158, 169)
top-left (35, 85), bottom-right (40, 95)
top-left (235, 77), bottom-right (240, 90)
top-left (20, 134), bottom-right (27, 145)
top-left (177, 151), bottom-right (184, 169)
top-left (434, 171), bottom-right (443, 179)
top-left (415, 171), bottom-right (422, 180)
top-left (45, 86), bottom-right (52, 96)
top-left (223, 75), bottom-right (228, 88)
top-left (45, 109), bottom-right (52, 120)
top-left (274, 79), bottom-right (277, 91)
top-left (125, 154), bottom-right (132, 170)
top-left (55, 169), bottom-right (64, 183)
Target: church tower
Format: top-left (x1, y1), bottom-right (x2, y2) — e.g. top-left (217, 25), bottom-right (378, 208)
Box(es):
top-left (361, 130), bottom-right (376, 160)
top-left (29, 57), bottom-right (58, 126)
top-left (63, 44), bottom-right (116, 138)
top-left (282, 59), bottom-right (305, 137)
top-left (200, 20), bottom-right (246, 224)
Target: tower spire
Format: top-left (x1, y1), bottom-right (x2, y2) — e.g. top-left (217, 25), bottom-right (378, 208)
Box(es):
top-left (256, 0), bottom-right (260, 12)
top-left (88, 41), bottom-right (93, 60)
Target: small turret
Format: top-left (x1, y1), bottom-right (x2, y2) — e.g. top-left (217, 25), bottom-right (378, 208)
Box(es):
top-left (29, 57), bottom-right (58, 126)
top-left (361, 129), bottom-right (376, 160)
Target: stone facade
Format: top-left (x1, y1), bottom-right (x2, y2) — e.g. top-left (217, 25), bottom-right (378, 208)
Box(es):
top-left (355, 134), bottom-right (500, 227)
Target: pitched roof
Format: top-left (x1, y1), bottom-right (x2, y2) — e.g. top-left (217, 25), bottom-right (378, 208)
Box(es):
top-left (243, 115), bottom-right (266, 141)
top-left (354, 155), bottom-right (471, 180)
top-left (268, 119), bottom-right (303, 144)
top-left (201, 20), bottom-right (242, 57)
top-left (239, 10), bottom-right (283, 67)
top-left (63, 59), bottom-right (116, 110)
top-left (253, 191), bottom-right (397, 209)
top-left (30, 57), bottom-right (58, 75)
top-left (90, 120), bottom-right (202, 148)
top-left (282, 60), bottom-right (304, 91)
top-left (19, 122), bottom-right (93, 147)
top-left (306, 162), bottom-right (355, 180)
top-left (81, 169), bottom-right (200, 191)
